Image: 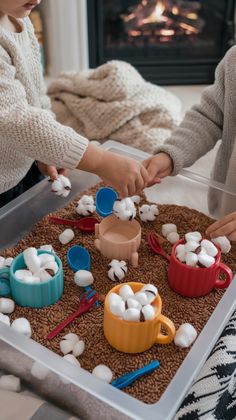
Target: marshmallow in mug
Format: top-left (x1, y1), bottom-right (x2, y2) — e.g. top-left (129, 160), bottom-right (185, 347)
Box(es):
top-left (16, 248), bottom-right (59, 283)
top-left (113, 198), bottom-right (136, 221)
top-left (139, 204), bottom-right (159, 222)
top-left (108, 259), bottom-right (127, 282)
top-left (108, 283), bottom-right (158, 322)
top-left (175, 236), bottom-right (218, 268)
top-left (76, 195), bottom-right (96, 216)
top-left (51, 174), bottom-right (71, 198)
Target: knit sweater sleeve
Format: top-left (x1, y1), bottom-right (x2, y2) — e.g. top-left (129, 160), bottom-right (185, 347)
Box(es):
top-left (155, 47), bottom-right (229, 175)
top-left (0, 50), bottom-right (89, 169)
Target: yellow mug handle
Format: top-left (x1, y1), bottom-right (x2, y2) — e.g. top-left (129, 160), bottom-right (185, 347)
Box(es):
top-left (155, 314), bottom-right (175, 344)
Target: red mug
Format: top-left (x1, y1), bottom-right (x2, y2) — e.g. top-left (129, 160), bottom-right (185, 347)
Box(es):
top-left (168, 240), bottom-right (233, 298)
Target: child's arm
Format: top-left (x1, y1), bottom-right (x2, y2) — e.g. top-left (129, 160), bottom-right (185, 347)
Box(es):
top-left (143, 46), bottom-right (236, 183)
top-left (0, 49), bottom-right (148, 197)
top-left (206, 212), bottom-right (236, 241)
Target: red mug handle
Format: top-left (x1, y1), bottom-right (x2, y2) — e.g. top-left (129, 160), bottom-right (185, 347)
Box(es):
top-left (214, 262), bottom-right (233, 289)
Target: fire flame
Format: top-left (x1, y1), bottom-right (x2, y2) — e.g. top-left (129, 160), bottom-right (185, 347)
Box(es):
top-left (142, 1), bottom-right (168, 24)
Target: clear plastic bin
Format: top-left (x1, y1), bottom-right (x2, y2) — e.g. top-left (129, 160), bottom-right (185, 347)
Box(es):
top-left (0, 141), bottom-right (236, 420)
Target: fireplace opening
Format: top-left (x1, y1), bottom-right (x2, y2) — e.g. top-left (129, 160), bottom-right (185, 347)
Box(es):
top-left (87, 0), bottom-right (235, 85)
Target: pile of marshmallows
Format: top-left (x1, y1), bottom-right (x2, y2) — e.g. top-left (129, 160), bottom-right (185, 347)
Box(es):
top-left (0, 297), bottom-right (32, 337)
top-left (15, 247), bottom-right (58, 283)
top-left (108, 284), bottom-right (158, 322)
top-left (175, 231), bottom-right (231, 268)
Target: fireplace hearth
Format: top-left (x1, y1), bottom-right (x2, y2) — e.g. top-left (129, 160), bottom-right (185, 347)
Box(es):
top-left (87, 0), bottom-right (236, 85)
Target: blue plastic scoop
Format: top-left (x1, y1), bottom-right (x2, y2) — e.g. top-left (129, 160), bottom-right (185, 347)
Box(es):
top-left (96, 187), bottom-right (118, 217)
top-left (111, 360), bottom-right (160, 390)
top-left (67, 245), bottom-right (91, 272)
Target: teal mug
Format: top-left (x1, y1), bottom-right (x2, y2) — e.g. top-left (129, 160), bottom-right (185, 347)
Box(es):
top-left (0, 250), bottom-right (64, 308)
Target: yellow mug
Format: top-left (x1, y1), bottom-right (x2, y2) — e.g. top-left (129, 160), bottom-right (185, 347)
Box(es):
top-left (103, 282), bottom-right (175, 353)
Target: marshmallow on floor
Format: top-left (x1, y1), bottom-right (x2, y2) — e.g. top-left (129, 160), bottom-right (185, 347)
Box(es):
top-left (92, 365), bottom-right (113, 383)
top-left (51, 175), bottom-right (71, 198)
top-left (162, 224), bottom-right (177, 237)
top-left (74, 270), bottom-right (94, 287)
top-left (0, 298), bottom-right (15, 314)
top-left (11, 318), bottom-right (32, 338)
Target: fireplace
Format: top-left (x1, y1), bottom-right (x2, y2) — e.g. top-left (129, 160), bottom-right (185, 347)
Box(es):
top-left (87, 0), bottom-right (235, 84)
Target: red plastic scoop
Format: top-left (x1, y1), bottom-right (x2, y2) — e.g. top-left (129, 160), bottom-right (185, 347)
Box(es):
top-left (48, 216), bottom-right (99, 233)
top-left (147, 232), bottom-right (170, 262)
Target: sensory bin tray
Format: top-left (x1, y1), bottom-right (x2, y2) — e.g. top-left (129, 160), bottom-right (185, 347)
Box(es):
top-left (0, 141), bottom-right (236, 420)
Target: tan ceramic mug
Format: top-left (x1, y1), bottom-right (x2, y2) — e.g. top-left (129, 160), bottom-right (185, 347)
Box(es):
top-left (104, 282), bottom-right (175, 353)
top-left (94, 215), bottom-right (141, 267)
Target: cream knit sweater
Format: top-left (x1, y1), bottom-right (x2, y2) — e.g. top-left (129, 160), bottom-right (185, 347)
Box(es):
top-left (0, 17), bottom-right (88, 194)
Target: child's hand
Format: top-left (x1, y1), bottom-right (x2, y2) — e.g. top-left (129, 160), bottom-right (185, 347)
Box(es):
top-left (98, 151), bottom-right (149, 197)
top-left (142, 152), bottom-right (173, 187)
top-left (206, 212), bottom-right (236, 241)
top-left (37, 162), bottom-right (68, 181)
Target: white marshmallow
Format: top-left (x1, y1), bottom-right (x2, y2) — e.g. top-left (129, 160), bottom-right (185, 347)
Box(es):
top-left (110, 301), bottom-right (125, 317)
top-left (31, 361), bottom-right (49, 380)
top-left (73, 340), bottom-right (85, 357)
top-left (63, 333), bottom-right (79, 345)
top-left (42, 261), bottom-right (59, 275)
top-left (0, 375), bottom-right (21, 392)
top-left (0, 298), bottom-right (15, 314)
top-left (134, 292), bottom-right (148, 306)
top-left (198, 253), bottom-right (215, 268)
top-left (176, 244), bottom-right (186, 256)
top-left (119, 284), bottom-right (134, 300)
top-left (185, 252), bottom-right (198, 267)
top-left (51, 174), bottom-right (71, 198)
top-left (74, 270), bottom-right (94, 287)
top-left (24, 275), bottom-right (41, 284)
top-left (123, 308), bottom-right (140, 322)
top-left (185, 231), bottom-right (202, 243)
top-left (63, 354), bottom-right (81, 367)
top-left (0, 313), bottom-right (10, 325)
top-left (36, 268), bottom-right (52, 282)
top-left (11, 318), bottom-right (32, 338)
top-left (0, 256), bottom-right (5, 268)
top-left (125, 298), bottom-right (142, 310)
top-left (201, 239), bottom-right (218, 257)
top-left (4, 257), bottom-right (13, 267)
top-left (162, 224), bottom-right (177, 237)
top-left (141, 304), bottom-right (156, 321)
top-left (108, 292), bottom-right (123, 307)
top-left (212, 236), bottom-right (231, 254)
top-left (39, 244), bottom-right (55, 253)
top-left (176, 251), bottom-right (186, 263)
top-left (108, 260), bottom-right (127, 282)
top-left (59, 229), bottom-right (75, 245)
top-left (92, 365), bottom-right (113, 383)
top-left (130, 195), bottom-right (141, 204)
top-left (167, 231), bottom-right (180, 244)
top-left (15, 269), bottom-right (33, 281)
top-left (23, 247), bottom-right (41, 273)
top-left (60, 339), bottom-right (74, 355)
top-left (184, 240), bottom-right (199, 253)
top-left (76, 195), bottom-right (96, 216)
top-left (38, 253), bottom-right (55, 266)
top-left (174, 323), bottom-right (197, 348)
top-left (141, 284), bottom-right (158, 304)
top-left (113, 198), bottom-right (136, 221)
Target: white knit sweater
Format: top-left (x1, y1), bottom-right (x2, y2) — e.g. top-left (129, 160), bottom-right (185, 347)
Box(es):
top-left (0, 17), bottom-right (88, 194)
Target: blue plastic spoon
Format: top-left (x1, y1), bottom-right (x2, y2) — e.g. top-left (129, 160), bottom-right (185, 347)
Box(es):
top-left (67, 245), bottom-right (91, 272)
top-left (96, 187), bottom-right (118, 217)
top-left (111, 360), bottom-right (160, 390)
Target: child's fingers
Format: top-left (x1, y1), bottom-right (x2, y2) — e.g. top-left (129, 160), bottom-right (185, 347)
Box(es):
top-left (58, 168), bottom-right (68, 176)
top-left (228, 231), bottom-right (236, 241)
top-left (207, 221), bottom-right (236, 239)
top-left (47, 166), bottom-right (58, 181)
top-left (140, 165), bottom-right (150, 186)
top-left (206, 212), bottom-right (236, 235)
